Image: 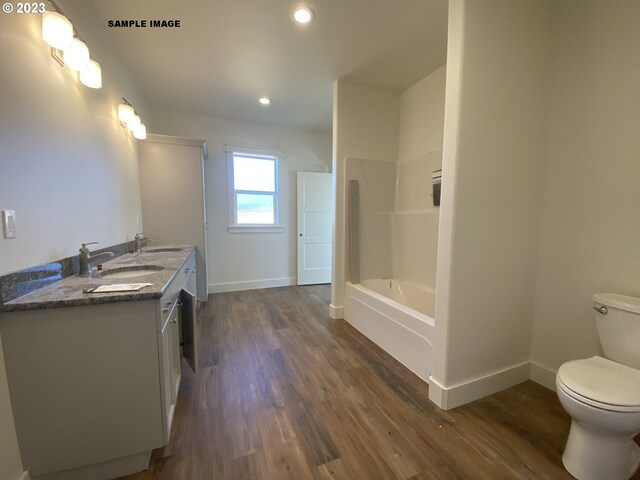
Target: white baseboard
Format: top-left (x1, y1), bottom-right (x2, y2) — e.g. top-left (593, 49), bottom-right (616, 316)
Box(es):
top-left (32, 451), bottom-right (149, 480)
top-left (428, 375), bottom-right (447, 407)
top-left (208, 277), bottom-right (296, 294)
top-left (15, 472), bottom-right (30, 480)
top-left (329, 304), bottom-right (344, 319)
top-left (427, 361), bottom-right (531, 410)
top-left (530, 361), bottom-right (557, 391)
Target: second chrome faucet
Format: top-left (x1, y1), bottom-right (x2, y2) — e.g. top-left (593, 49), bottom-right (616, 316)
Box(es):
top-left (134, 233), bottom-right (149, 252)
top-left (78, 242), bottom-right (113, 276)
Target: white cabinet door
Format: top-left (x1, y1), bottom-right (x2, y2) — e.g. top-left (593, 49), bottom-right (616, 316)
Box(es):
top-left (180, 289), bottom-right (199, 373)
top-left (297, 172), bottom-right (332, 285)
top-left (159, 319), bottom-right (173, 442)
top-left (169, 309), bottom-right (181, 405)
top-left (159, 300), bottom-right (181, 443)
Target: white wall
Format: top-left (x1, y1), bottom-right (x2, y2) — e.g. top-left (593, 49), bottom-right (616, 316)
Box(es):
top-left (394, 66), bottom-right (446, 289)
top-left (430, 0), bottom-right (552, 409)
top-left (345, 158), bottom-right (396, 282)
top-left (149, 110), bottom-right (331, 292)
top-left (0, 3), bottom-right (149, 478)
top-left (398, 66), bottom-right (446, 163)
top-left (331, 81), bottom-right (400, 318)
top-left (0, 3), bottom-right (148, 275)
top-left (530, 0), bottom-right (640, 388)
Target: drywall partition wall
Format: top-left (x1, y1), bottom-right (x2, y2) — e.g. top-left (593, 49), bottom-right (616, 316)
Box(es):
top-left (395, 65), bottom-right (446, 289)
top-left (149, 110), bottom-right (331, 293)
top-left (138, 138), bottom-right (208, 302)
top-left (430, 0), bottom-right (552, 409)
top-left (331, 81), bottom-right (400, 318)
top-left (0, 4), bottom-right (148, 478)
top-left (530, 0), bottom-right (640, 390)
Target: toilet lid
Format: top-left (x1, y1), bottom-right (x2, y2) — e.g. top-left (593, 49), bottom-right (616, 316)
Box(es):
top-left (557, 356), bottom-right (640, 408)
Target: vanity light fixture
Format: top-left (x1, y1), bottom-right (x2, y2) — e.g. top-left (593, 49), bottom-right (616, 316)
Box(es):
top-left (80, 60), bottom-right (102, 89)
top-left (63, 38), bottom-right (89, 71)
top-left (42, 3), bottom-right (102, 89)
top-left (293, 6), bottom-right (315, 24)
top-left (118, 99), bottom-right (146, 140)
top-left (43, 3), bottom-right (146, 138)
top-left (42, 11), bottom-right (73, 50)
top-left (128, 114), bottom-right (141, 131)
top-left (118, 104), bottom-right (135, 124)
top-left (133, 124), bottom-right (147, 140)
top-left (259, 96), bottom-right (271, 105)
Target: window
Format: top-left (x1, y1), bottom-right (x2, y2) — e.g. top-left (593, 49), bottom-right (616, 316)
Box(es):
top-left (227, 149), bottom-right (283, 232)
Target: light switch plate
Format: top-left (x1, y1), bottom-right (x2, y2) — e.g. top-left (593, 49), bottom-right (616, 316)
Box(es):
top-left (2, 210), bottom-right (17, 239)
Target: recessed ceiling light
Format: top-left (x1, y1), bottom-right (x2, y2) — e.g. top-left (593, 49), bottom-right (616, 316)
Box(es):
top-left (293, 6), bottom-right (315, 24)
top-left (259, 97), bottom-right (271, 105)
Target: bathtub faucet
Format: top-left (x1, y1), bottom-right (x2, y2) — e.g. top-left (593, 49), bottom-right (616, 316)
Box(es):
top-left (382, 276), bottom-right (393, 288)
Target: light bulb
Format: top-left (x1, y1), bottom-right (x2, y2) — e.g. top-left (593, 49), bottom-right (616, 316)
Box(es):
top-left (127, 114), bottom-right (141, 131)
top-left (80, 60), bottom-right (101, 88)
top-left (259, 97), bottom-right (271, 105)
top-left (133, 124), bottom-right (147, 140)
top-left (118, 104), bottom-right (135, 123)
top-left (42, 11), bottom-right (73, 50)
top-left (293, 6), bottom-right (314, 24)
top-left (63, 38), bottom-right (89, 71)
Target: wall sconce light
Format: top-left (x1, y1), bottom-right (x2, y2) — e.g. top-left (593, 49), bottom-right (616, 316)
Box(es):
top-left (62, 38), bottom-right (89, 71)
top-left (118, 104), bottom-right (135, 124)
top-left (42, 3), bottom-right (101, 89)
top-left (128, 114), bottom-right (141, 131)
top-left (80, 60), bottom-right (102, 89)
top-left (133, 124), bottom-right (147, 140)
top-left (42, 11), bottom-right (72, 50)
top-left (43, 2), bottom-right (142, 135)
top-left (118, 99), bottom-right (146, 140)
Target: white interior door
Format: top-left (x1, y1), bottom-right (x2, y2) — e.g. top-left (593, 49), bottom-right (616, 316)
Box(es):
top-left (297, 172), bottom-right (332, 285)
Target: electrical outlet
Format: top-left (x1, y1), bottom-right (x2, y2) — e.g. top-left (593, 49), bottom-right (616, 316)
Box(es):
top-left (2, 210), bottom-right (17, 239)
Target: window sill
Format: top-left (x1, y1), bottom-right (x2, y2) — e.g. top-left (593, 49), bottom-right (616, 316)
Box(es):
top-left (228, 225), bottom-right (286, 234)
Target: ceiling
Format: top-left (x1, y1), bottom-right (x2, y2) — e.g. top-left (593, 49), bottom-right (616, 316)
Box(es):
top-left (90, 0), bottom-right (448, 134)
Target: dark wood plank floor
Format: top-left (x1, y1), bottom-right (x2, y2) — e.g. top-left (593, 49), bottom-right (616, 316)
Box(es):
top-left (118, 285), bottom-right (608, 479)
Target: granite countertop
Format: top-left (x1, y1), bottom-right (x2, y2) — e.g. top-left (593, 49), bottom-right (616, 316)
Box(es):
top-left (0, 246), bottom-right (195, 312)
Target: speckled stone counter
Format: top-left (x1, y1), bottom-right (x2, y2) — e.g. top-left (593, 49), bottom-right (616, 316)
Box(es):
top-left (0, 246), bottom-right (195, 312)
top-left (0, 240), bottom-right (134, 305)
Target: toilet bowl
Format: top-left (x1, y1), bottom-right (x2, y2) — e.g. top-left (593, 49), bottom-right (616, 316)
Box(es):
top-left (556, 357), bottom-right (640, 480)
top-left (557, 293), bottom-right (640, 480)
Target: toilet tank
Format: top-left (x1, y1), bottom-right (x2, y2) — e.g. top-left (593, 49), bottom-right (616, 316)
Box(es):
top-left (593, 293), bottom-right (640, 370)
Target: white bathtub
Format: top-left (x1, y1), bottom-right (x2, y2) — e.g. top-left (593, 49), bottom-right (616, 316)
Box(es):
top-left (344, 279), bottom-right (434, 382)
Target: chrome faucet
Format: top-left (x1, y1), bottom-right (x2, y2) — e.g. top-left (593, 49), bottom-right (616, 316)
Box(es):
top-left (78, 242), bottom-right (113, 276)
top-left (134, 233), bottom-right (149, 252)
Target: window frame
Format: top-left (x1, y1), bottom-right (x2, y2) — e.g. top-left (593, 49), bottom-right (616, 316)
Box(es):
top-left (226, 147), bottom-right (285, 233)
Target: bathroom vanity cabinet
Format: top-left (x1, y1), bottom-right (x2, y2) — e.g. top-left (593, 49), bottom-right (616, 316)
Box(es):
top-left (157, 253), bottom-right (199, 441)
top-left (0, 251), bottom-right (198, 480)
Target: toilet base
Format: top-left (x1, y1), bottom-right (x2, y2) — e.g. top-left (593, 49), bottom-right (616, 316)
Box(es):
top-left (562, 421), bottom-right (640, 480)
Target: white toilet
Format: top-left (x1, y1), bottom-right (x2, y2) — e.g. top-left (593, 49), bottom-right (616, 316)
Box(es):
top-left (556, 293), bottom-right (640, 480)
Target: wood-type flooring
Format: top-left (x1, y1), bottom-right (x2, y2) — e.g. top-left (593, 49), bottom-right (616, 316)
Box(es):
top-left (119, 285), bottom-right (638, 480)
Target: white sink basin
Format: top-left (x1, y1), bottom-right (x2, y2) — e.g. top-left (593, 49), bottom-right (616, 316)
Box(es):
top-left (143, 248), bottom-right (183, 253)
top-left (97, 265), bottom-right (163, 279)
